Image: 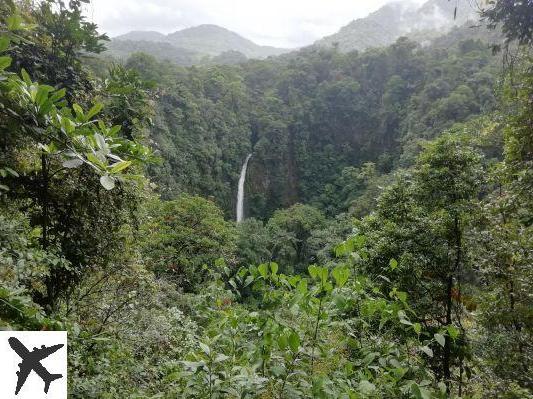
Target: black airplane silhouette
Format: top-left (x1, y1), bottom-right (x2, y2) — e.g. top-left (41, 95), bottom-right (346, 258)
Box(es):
top-left (8, 337), bottom-right (64, 395)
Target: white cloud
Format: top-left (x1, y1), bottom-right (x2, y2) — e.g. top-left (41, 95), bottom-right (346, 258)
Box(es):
top-left (85, 0), bottom-right (425, 48)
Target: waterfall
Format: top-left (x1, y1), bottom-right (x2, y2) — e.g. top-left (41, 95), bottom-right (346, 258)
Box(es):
top-left (236, 154), bottom-right (252, 223)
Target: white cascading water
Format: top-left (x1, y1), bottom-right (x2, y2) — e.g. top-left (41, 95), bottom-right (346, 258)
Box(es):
top-left (236, 154), bottom-right (252, 223)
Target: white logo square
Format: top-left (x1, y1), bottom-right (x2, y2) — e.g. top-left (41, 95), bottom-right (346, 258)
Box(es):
top-left (0, 331), bottom-right (67, 399)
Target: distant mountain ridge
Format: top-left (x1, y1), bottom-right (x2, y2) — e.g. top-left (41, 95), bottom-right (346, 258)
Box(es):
top-left (315, 0), bottom-right (478, 52)
top-left (108, 24), bottom-right (289, 64)
top-left (106, 0), bottom-right (482, 66)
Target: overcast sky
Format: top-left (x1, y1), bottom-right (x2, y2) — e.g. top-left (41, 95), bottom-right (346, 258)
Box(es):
top-left (85, 0), bottom-right (425, 48)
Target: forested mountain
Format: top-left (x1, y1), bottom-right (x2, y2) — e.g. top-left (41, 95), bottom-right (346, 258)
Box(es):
top-left (107, 24), bottom-right (289, 65)
top-left (1, 0), bottom-right (531, 398)
top-left (315, 0), bottom-right (478, 52)
top-left (138, 29), bottom-right (499, 220)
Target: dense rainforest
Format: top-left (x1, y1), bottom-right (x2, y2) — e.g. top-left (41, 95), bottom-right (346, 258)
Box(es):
top-left (0, 0), bottom-right (531, 398)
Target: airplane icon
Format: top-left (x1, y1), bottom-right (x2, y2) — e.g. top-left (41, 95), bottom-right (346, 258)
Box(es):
top-left (8, 337), bottom-right (64, 395)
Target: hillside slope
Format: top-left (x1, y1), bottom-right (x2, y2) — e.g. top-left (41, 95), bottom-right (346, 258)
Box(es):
top-left (108, 25), bottom-right (289, 64)
top-left (315, 0), bottom-right (477, 52)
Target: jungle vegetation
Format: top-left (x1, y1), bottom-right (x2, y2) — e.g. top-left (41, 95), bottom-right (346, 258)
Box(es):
top-left (0, 0), bottom-right (531, 398)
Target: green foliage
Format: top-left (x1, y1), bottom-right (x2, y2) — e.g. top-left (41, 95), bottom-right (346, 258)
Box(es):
top-left (140, 195), bottom-right (237, 291)
top-left (483, 0), bottom-right (533, 47)
top-left (266, 204), bottom-right (327, 272)
top-left (164, 255), bottom-right (441, 399)
top-left (0, 212), bottom-right (65, 330)
top-left (1, 1), bottom-right (531, 398)
top-left (134, 33), bottom-right (498, 220)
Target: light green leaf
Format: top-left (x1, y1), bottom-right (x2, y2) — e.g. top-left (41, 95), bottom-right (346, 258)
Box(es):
top-left (434, 333), bottom-right (445, 348)
top-left (296, 279), bottom-right (308, 295)
top-left (413, 323), bottom-right (421, 335)
top-left (243, 275), bottom-right (254, 287)
top-left (420, 346), bottom-right (433, 357)
top-left (0, 37), bottom-right (10, 52)
top-left (214, 354), bottom-right (229, 362)
top-left (258, 263), bottom-right (268, 279)
top-left (288, 331), bottom-right (300, 352)
top-left (3, 167), bottom-right (19, 177)
top-left (319, 267), bottom-right (328, 284)
top-left (110, 160), bottom-right (132, 174)
top-left (94, 133), bottom-right (107, 150)
top-left (73, 103), bottom-right (84, 120)
top-left (0, 56), bottom-right (11, 71)
top-left (308, 265), bottom-right (319, 279)
top-left (332, 265), bottom-right (350, 287)
top-left (411, 383), bottom-right (431, 399)
top-left (63, 158), bottom-right (83, 169)
top-left (389, 258), bottom-right (398, 270)
top-left (21, 68), bottom-right (31, 85)
top-left (7, 14), bottom-right (23, 31)
top-left (447, 325), bottom-right (460, 340)
top-left (108, 125), bottom-right (122, 136)
top-left (358, 380), bottom-right (376, 394)
top-left (278, 334), bottom-right (288, 350)
top-left (87, 102), bottom-right (104, 119)
top-left (100, 174), bottom-right (115, 190)
top-left (199, 342), bottom-right (210, 356)
top-left (270, 262), bottom-right (279, 275)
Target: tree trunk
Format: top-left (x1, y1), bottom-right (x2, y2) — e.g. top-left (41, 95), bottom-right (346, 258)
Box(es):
top-left (41, 152), bottom-right (49, 250)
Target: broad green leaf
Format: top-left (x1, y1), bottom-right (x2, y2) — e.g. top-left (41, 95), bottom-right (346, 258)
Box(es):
top-left (87, 102), bottom-right (104, 119)
top-left (334, 242), bottom-right (346, 257)
top-left (358, 380), bottom-right (376, 394)
top-left (278, 334), bottom-right (288, 350)
top-left (61, 116), bottom-right (76, 134)
top-left (21, 68), bottom-right (31, 85)
top-left (413, 323), bottom-right (422, 335)
top-left (87, 153), bottom-right (106, 169)
top-left (396, 291), bottom-right (407, 303)
top-left (420, 346), bottom-right (433, 357)
top-left (308, 265), bottom-right (319, 279)
top-left (319, 267), bottom-right (328, 284)
top-left (288, 331), bottom-right (300, 352)
top-left (0, 56), bottom-right (11, 71)
top-left (198, 342), bottom-right (210, 356)
top-left (0, 37), bottom-right (9, 52)
top-left (35, 85), bottom-right (53, 108)
top-left (389, 258), bottom-right (398, 270)
top-left (7, 14), bottom-right (23, 31)
top-left (332, 265), bottom-right (349, 287)
top-left (50, 88), bottom-right (66, 103)
top-left (94, 133), bottom-right (107, 151)
top-left (108, 125), bottom-right (122, 136)
top-left (434, 333), bottom-right (445, 348)
top-left (243, 275), bottom-right (254, 287)
top-left (214, 354), bottom-right (229, 362)
top-left (258, 263), bottom-right (268, 279)
top-left (63, 158), bottom-right (83, 169)
top-left (3, 167), bottom-right (19, 177)
top-left (411, 383), bottom-right (431, 399)
top-left (100, 174), bottom-right (115, 190)
top-left (296, 279), bottom-right (307, 295)
top-left (110, 160), bottom-right (132, 174)
top-left (447, 325), bottom-right (460, 340)
top-left (73, 103), bottom-right (84, 120)
top-left (270, 262), bottom-right (278, 275)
